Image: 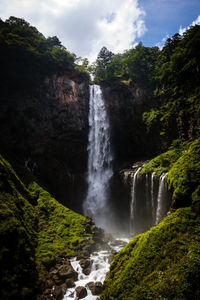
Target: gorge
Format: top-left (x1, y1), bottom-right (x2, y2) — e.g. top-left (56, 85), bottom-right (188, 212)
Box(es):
top-left (0, 17), bottom-right (200, 300)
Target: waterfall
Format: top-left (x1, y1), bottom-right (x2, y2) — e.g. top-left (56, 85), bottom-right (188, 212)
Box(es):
top-left (130, 168), bottom-right (141, 234)
top-left (129, 169), bottom-right (170, 235)
top-left (155, 173), bottom-right (168, 225)
top-left (151, 172), bottom-right (156, 225)
top-left (83, 85), bottom-right (113, 229)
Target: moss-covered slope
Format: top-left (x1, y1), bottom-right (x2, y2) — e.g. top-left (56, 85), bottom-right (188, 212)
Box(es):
top-left (140, 138), bottom-right (200, 208)
top-left (0, 154), bottom-right (93, 299)
top-left (101, 207), bottom-right (200, 300)
top-left (101, 138), bottom-right (200, 300)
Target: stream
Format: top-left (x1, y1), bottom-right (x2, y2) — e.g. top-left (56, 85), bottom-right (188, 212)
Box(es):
top-left (63, 238), bottom-right (128, 299)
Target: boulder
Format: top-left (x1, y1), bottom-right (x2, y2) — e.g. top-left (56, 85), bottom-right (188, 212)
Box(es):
top-left (66, 278), bottom-right (75, 288)
top-left (58, 264), bottom-right (78, 281)
top-left (86, 281), bottom-right (104, 295)
top-left (82, 267), bottom-right (91, 275)
top-left (79, 259), bottom-right (91, 269)
top-left (52, 285), bottom-right (65, 300)
top-left (91, 282), bottom-right (104, 295)
top-left (75, 286), bottom-right (87, 299)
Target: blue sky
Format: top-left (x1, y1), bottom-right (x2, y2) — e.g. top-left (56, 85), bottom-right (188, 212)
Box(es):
top-left (0, 0), bottom-right (199, 60)
top-left (138, 0), bottom-right (200, 47)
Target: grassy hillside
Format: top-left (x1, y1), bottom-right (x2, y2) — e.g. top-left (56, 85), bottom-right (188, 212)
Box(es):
top-left (0, 154), bottom-right (94, 299)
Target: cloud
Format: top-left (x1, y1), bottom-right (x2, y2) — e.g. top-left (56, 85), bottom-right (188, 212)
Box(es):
top-left (156, 33), bottom-right (169, 49)
top-left (179, 15), bottom-right (200, 35)
top-left (0, 0), bottom-right (146, 62)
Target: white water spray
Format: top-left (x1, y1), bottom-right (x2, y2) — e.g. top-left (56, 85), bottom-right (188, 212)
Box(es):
top-left (83, 85), bottom-right (113, 228)
top-left (151, 172), bottom-right (156, 225)
top-left (130, 167), bottom-right (141, 234)
top-left (155, 173), bottom-right (168, 224)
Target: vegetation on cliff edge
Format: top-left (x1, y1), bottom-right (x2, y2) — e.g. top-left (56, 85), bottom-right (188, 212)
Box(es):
top-left (140, 138), bottom-right (200, 208)
top-left (100, 207), bottom-right (200, 300)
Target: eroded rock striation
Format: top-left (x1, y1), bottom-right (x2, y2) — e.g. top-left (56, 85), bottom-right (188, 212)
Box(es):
top-left (0, 71), bottom-right (89, 210)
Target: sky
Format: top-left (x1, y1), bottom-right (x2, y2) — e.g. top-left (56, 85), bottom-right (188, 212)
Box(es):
top-left (0, 0), bottom-right (200, 62)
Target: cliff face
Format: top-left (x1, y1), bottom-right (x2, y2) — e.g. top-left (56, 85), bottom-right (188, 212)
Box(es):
top-left (0, 71), bottom-right (89, 210)
top-left (102, 83), bottom-right (157, 166)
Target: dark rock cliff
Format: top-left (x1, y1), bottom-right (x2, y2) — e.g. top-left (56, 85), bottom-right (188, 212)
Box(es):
top-left (102, 83), bottom-right (157, 167)
top-left (0, 71), bottom-right (89, 211)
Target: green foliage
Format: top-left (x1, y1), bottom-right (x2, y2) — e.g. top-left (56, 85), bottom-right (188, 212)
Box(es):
top-left (94, 43), bottom-right (159, 90)
top-left (100, 207), bottom-right (200, 300)
top-left (0, 16), bottom-right (76, 90)
top-left (30, 181), bottom-right (93, 272)
top-left (0, 154), bottom-right (38, 299)
top-left (0, 153), bottom-right (94, 298)
top-left (140, 139), bottom-right (188, 176)
top-left (168, 138), bottom-right (200, 206)
top-left (143, 25), bottom-right (200, 144)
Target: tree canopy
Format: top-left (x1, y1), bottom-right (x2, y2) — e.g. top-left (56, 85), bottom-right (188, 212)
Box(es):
top-left (0, 16), bottom-right (84, 90)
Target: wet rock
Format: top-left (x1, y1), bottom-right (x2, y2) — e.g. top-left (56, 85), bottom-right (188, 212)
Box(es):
top-left (82, 267), bottom-right (91, 275)
top-left (75, 286), bottom-right (87, 299)
top-left (85, 281), bottom-right (94, 289)
top-left (58, 264), bottom-right (78, 281)
top-left (45, 279), bottom-right (54, 289)
top-left (52, 285), bottom-right (66, 300)
top-left (66, 278), bottom-right (75, 288)
top-left (79, 258), bottom-right (92, 275)
top-left (92, 282), bottom-right (104, 295)
top-left (79, 259), bottom-right (91, 269)
top-left (87, 281), bottom-right (104, 295)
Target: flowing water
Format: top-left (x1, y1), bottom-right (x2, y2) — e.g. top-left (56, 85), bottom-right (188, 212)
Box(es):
top-left (130, 167), bottom-right (141, 234)
top-left (64, 239), bottom-right (128, 300)
top-left (83, 85), bottom-right (113, 229)
top-left (129, 169), bottom-right (170, 234)
top-left (155, 173), bottom-right (168, 224)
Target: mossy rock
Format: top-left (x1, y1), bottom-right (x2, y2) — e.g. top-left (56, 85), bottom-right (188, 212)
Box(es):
top-left (140, 139), bottom-right (189, 176)
top-left (168, 138), bottom-right (200, 207)
top-left (0, 154), bottom-right (94, 298)
top-left (100, 207), bottom-right (200, 300)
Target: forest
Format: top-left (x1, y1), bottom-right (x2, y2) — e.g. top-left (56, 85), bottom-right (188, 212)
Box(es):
top-left (0, 16), bottom-right (200, 300)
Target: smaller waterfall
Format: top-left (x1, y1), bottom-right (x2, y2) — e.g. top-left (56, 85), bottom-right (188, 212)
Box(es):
top-left (129, 169), bottom-right (170, 235)
top-left (155, 173), bottom-right (168, 225)
top-left (130, 168), bottom-right (141, 234)
top-left (151, 172), bottom-right (156, 225)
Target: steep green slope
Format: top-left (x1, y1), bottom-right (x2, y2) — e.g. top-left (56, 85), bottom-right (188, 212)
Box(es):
top-left (101, 208), bottom-right (200, 300)
top-left (101, 138), bottom-right (200, 300)
top-left (0, 155), bottom-right (38, 299)
top-left (0, 154), bottom-right (94, 299)
top-left (140, 138), bottom-right (200, 208)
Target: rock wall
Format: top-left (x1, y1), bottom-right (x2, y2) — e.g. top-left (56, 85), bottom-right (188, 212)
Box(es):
top-left (0, 71), bottom-right (89, 210)
top-left (102, 83), bottom-right (157, 166)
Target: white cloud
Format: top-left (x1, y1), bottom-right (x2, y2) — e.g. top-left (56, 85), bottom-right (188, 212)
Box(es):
top-left (0, 0), bottom-right (146, 62)
top-left (156, 33), bottom-right (169, 49)
top-left (179, 15), bottom-right (200, 35)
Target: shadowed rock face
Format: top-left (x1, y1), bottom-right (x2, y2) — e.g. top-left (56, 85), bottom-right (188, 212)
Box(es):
top-left (0, 71), bottom-right (90, 210)
top-left (102, 83), bottom-right (157, 166)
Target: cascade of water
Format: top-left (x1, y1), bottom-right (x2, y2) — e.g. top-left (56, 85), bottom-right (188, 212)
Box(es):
top-left (151, 172), bottom-right (156, 225)
top-left (130, 167), bottom-right (141, 234)
top-left (83, 85), bottom-right (113, 228)
top-left (155, 173), bottom-right (168, 224)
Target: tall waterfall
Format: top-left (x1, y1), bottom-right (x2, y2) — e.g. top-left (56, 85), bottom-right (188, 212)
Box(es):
top-left (83, 85), bottom-right (113, 228)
